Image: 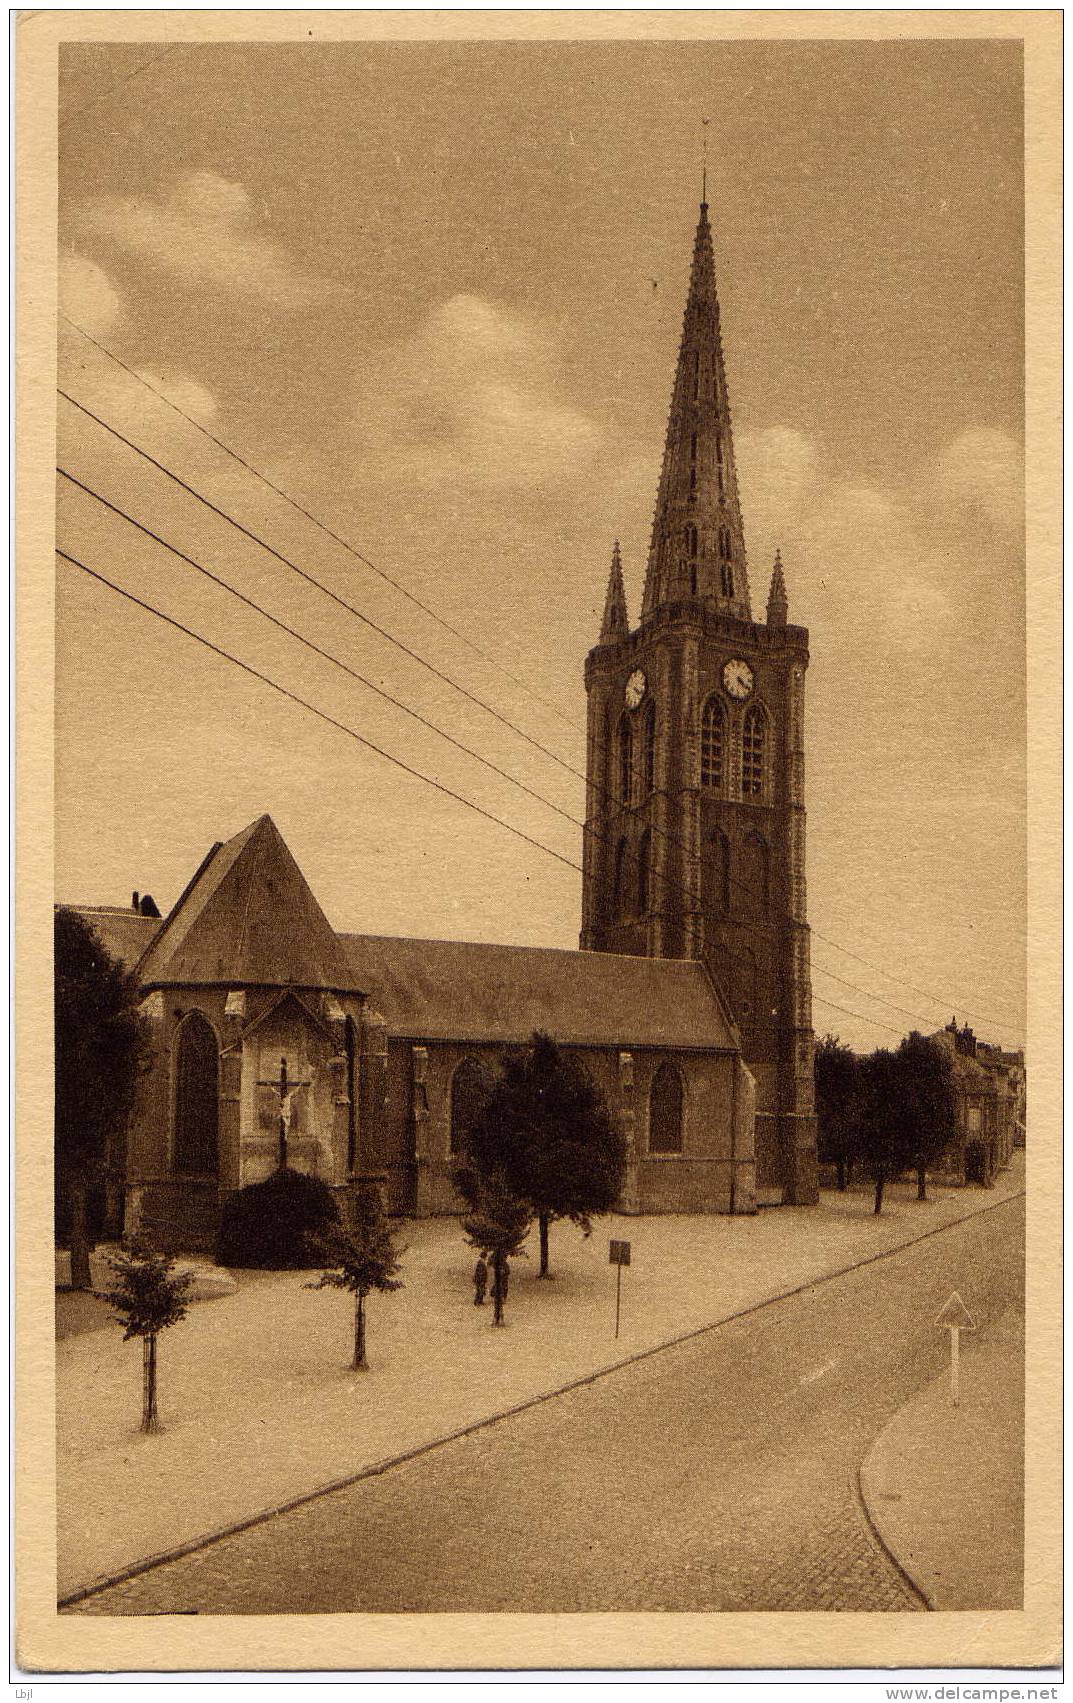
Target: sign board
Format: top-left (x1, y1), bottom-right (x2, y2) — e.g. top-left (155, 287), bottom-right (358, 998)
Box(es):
top-left (609, 1239), bottom-right (631, 1267)
top-left (935, 1291), bottom-right (976, 1332)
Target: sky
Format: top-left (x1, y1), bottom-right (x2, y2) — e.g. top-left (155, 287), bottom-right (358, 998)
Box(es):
top-left (55, 39), bottom-right (1026, 1053)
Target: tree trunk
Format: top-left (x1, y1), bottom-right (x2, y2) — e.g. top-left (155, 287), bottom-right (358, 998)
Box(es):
top-left (917, 1164), bottom-right (927, 1201)
top-left (538, 1213), bottom-right (551, 1278)
top-left (873, 1172), bottom-right (885, 1216)
top-left (354, 1291), bottom-right (367, 1369)
top-left (491, 1255), bottom-right (504, 1326)
top-left (141, 1333), bottom-right (160, 1433)
top-left (68, 1178), bottom-right (93, 1291)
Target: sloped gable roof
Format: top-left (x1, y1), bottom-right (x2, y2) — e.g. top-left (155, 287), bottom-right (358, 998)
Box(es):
top-left (59, 907), bottom-right (163, 975)
top-left (136, 815), bottom-right (363, 993)
top-left (338, 933), bottom-right (738, 1051)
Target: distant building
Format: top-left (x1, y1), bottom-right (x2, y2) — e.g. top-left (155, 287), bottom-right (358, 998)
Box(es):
top-left (932, 1020), bottom-right (1024, 1186)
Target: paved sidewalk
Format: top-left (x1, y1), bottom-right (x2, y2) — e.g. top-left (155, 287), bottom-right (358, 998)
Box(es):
top-left (57, 1155), bottom-right (1024, 1600)
top-left (859, 1304), bottom-right (1024, 1609)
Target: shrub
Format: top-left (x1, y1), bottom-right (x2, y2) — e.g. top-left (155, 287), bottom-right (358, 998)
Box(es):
top-left (216, 1168), bottom-right (341, 1269)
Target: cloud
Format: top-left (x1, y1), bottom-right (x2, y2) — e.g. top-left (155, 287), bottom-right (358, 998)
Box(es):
top-left (352, 293), bottom-right (603, 491)
top-left (59, 252), bottom-right (121, 338)
top-left (132, 365), bottom-right (218, 424)
top-left (934, 428), bottom-right (1024, 531)
top-left (78, 170), bottom-right (316, 310)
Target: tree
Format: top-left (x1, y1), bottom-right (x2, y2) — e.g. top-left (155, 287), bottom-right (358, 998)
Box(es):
top-left (55, 908), bottom-right (151, 1289)
top-left (461, 1168), bottom-right (531, 1326)
top-left (306, 1182), bottom-right (404, 1368)
top-left (814, 1035), bottom-right (862, 1190)
top-left (856, 1047), bottom-right (918, 1215)
top-left (455, 1031), bottom-right (627, 1279)
top-left (97, 1238), bottom-right (193, 1433)
top-left (892, 1031), bottom-right (958, 1201)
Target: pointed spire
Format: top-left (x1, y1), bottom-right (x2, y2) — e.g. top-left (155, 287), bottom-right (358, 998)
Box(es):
top-left (766, 548), bottom-right (788, 627)
top-left (599, 539), bottom-right (629, 642)
top-left (641, 203), bottom-right (751, 622)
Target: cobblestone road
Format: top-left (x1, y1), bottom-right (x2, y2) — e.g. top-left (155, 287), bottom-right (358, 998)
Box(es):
top-left (72, 1195), bottom-right (1023, 1615)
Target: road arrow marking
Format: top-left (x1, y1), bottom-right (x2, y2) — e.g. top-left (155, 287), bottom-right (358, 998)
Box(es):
top-left (799, 1358), bottom-right (838, 1387)
top-left (936, 1290), bottom-right (977, 1406)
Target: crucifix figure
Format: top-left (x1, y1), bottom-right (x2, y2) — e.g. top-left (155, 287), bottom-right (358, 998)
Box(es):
top-left (257, 1055), bottom-right (313, 1171)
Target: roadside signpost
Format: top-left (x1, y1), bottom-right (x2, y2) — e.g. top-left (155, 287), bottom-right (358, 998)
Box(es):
top-left (609, 1238), bottom-right (631, 1339)
top-left (935, 1291), bottom-right (976, 1407)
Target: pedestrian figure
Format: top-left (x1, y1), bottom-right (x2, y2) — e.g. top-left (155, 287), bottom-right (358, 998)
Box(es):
top-left (500, 1258), bottom-right (510, 1304)
top-left (472, 1255), bottom-right (488, 1306)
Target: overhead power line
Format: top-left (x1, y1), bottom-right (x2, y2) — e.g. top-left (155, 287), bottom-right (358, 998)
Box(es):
top-left (59, 386), bottom-right (1024, 1042)
top-left (61, 314), bottom-right (584, 737)
top-left (57, 548), bottom-right (585, 881)
top-left (59, 387), bottom-right (589, 773)
top-left (59, 466), bottom-right (583, 837)
top-left (57, 543), bottom-right (921, 1047)
top-left (58, 475), bottom-right (775, 997)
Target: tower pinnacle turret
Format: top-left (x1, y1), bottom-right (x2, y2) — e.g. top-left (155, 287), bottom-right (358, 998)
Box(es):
top-left (766, 548), bottom-right (788, 627)
top-left (641, 202), bottom-right (751, 621)
top-left (599, 540), bottom-right (629, 642)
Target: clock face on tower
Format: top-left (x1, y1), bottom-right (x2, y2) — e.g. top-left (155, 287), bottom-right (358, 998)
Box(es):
top-left (722, 658), bottom-right (754, 701)
top-left (624, 669), bottom-right (647, 710)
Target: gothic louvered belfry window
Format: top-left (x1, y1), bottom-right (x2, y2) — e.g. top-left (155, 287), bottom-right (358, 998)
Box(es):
top-left (613, 837), bottom-right (629, 918)
top-left (173, 1012), bottom-right (219, 1175)
top-left (700, 696), bottom-right (725, 791)
top-left (649, 1062), bottom-right (684, 1154)
top-left (719, 525), bottom-right (734, 599)
top-left (643, 700), bottom-right (656, 795)
top-left (742, 704), bottom-right (767, 798)
top-left (618, 716), bottom-right (633, 804)
top-left (637, 830), bottom-right (652, 914)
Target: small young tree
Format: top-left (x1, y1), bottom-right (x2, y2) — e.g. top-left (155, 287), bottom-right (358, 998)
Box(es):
top-left (97, 1238), bottom-right (193, 1433)
top-left (461, 1169), bottom-right (531, 1326)
top-left (306, 1182), bottom-right (404, 1369)
top-left (814, 1034), bottom-right (861, 1190)
top-left (55, 908), bottom-right (151, 1288)
top-left (893, 1031), bottom-right (958, 1201)
top-left (457, 1031), bottom-right (627, 1279)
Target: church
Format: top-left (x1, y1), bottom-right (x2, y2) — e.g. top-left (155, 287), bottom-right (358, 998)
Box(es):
top-left (63, 197), bottom-right (820, 1252)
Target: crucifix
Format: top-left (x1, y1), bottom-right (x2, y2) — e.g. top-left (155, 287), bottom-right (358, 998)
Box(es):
top-left (257, 1055), bottom-right (313, 1171)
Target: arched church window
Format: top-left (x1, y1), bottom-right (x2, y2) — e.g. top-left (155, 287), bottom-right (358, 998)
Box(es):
top-left (685, 523), bottom-right (698, 558)
top-left (690, 432), bottom-right (697, 464)
top-left (173, 1012), bottom-right (219, 1176)
top-left (345, 1015), bottom-right (358, 1173)
top-left (692, 350), bottom-right (700, 400)
top-left (643, 700), bottom-right (656, 795)
top-left (743, 830), bottom-right (770, 911)
top-left (742, 704), bottom-right (768, 799)
top-left (702, 828), bottom-right (731, 918)
top-left (618, 716), bottom-right (633, 804)
top-left (718, 526), bottom-right (734, 599)
top-left (649, 1062), bottom-right (684, 1154)
top-left (700, 696), bottom-right (725, 791)
top-left (450, 1057), bottom-right (491, 1156)
top-left (637, 830), bottom-right (652, 915)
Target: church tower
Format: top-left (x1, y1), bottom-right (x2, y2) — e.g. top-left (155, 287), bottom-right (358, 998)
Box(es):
top-left (581, 200), bottom-right (819, 1206)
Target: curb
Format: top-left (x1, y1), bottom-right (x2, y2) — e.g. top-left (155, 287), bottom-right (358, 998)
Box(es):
top-left (59, 1185), bottom-right (1025, 1611)
top-left (853, 1461), bottom-right (936, 1612)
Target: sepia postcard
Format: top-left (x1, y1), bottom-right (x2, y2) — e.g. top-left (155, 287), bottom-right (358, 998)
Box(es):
top-left (15, 7), bottom-right (1062, 1680)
